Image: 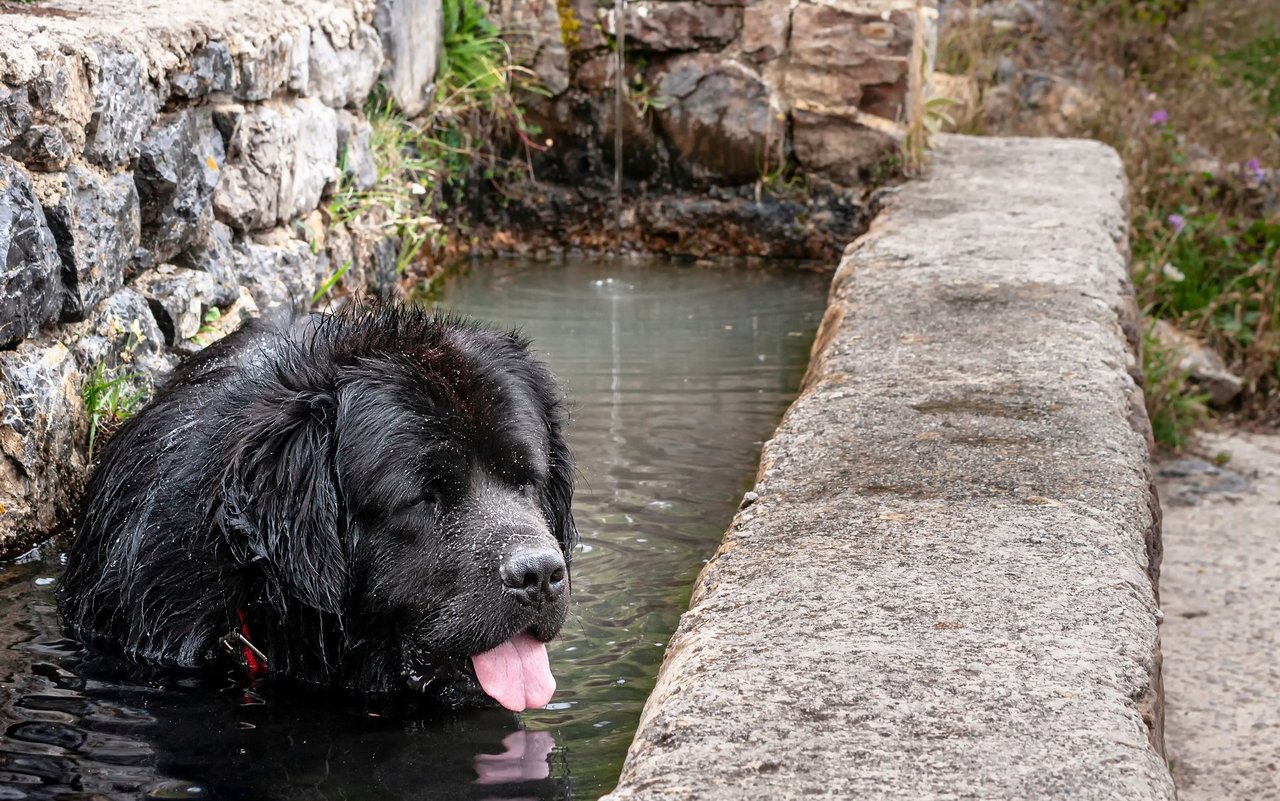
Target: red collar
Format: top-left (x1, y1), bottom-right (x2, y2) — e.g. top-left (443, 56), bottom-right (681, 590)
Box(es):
top-left (220, 610), bottom-right (269, 681)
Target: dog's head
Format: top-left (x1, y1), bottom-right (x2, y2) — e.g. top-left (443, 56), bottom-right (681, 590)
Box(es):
top-left (216, 310), bottom-right (577, 709)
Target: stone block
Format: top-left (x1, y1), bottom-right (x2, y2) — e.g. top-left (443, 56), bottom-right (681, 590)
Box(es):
top-left (214, 99), bottom-right (338, 232)
top-left (650, 54), bottom-right (784, 184)
top-left (169, 42), bottom-right (236, 100)
top-left (791, 108), bottom-right (897, 186)
top-left (0, 156), bottom-right (64, 347)
top-left (6, 125), bottom-right (72, 172)
top-left (374, 0), bottom-right (442, 116)
top-left (785, 4), bottom-right (912, 116)
top-left (307, 23), bottom-right (384, 109)
top-left (739, 0), bottom-right (788, 63)
top-left (0, 339), bottom-right (87, 547)
top-left (133, 265), bottom-right (217, 345)
top-left (135, 109), bottom-right (226, 263)
top-left (0, 87), bottom-right (32, 152)
top-left (68, 286), bottom-right (171, 386)
top-left (234, 32), bottom-right (296, 103)
top-left (607, 2), bottom-right (741, 52)
top-left (232, 230), bottom-right (321, 319)
top-left (173, 220), bottom-right (243, 308)
top-left (84, 48), bottom-right (160, 168)
top-left (494, 0), bottom-right (571, 96)
top-left (174, 286), bottom-right (260, 355)
top-left (38, 164), bottom-right (140, 323)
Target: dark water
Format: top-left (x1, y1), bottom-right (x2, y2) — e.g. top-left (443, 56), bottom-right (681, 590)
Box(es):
top-left (0, 258), bottom-right (829, 800)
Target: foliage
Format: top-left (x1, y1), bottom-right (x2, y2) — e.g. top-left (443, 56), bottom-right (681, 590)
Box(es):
top-left (82, 319), bottom-right (157, 457)
top-left (328, 0), bottom-right (541, 279)
top-left (1142, 327), bottom-right (1210, 449)
top-left (83, 361), bottom-right (146, 458)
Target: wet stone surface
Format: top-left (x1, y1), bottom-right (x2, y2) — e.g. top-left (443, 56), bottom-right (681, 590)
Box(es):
top-left (135, 109), bottom-right (225, 262)
top-left (0, 156), bottom-right (64, 347)
top-left (39, 164), bottom-right (140, 323)
top-left (1156, 457), bottom-right (1251, 507)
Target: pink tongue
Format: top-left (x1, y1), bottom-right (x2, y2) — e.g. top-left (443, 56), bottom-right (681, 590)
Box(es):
top-left (470, 633), bottom-right (556, 712)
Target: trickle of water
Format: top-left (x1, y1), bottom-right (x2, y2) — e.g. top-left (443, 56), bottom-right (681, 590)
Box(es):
top-left (613, 0), bottom-right (626, 254)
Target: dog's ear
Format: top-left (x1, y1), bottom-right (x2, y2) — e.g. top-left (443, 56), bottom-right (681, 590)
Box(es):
top-left (217, 391), bottom-right (348, 614)
top-left (544, 413), bottom-right (579, 564)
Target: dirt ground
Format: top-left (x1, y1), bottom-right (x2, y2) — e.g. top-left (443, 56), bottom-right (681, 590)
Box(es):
top-left (1158, 429), bottom-right (1280, 800)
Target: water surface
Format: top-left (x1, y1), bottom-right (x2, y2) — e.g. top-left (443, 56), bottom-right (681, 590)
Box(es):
top-left (0, 258), bottom-right (829, 800)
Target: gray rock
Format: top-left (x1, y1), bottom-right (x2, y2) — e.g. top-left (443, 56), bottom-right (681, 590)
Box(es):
top-left (335, 110), bottom-right (378, 192)
top-left (0, 87), bottom-right (32, 152)
top-left (39, 164), bottom-right (140, 322)
top-left (234, 32), bottom-right (296, 103)
top-left (0, 339), bottom-right (88, 547)
top-left (0, 156), bottom-right (64, 347)
top-left (494, 0), bottom-right (572, 96)
top-left (135, 109), bottom-right (226, 262)
top-left (133, 265), bottom-right (217, 345)
top-left (173, 220), bottom-right (244, 308)
top-left (650, 54), bottom-right (782, 184)
top-left (6, 125), bottom-right (72, 171)
top-left (307, 24), bottom-right (384, 109)
top-left (68, 285), bottom-right (171, 389)
top-left (169, 42), bottom-right (236, 100)
top-left (738, 0), bottom-right (788, 62)
top-left (374, 0), bottom-right (441, 116)
top-left (84, 48), bottom-right (160, 168)
top-left (173, 285), bottom-right (260, 356)
top-left (232, 232), bottom-right (319, 320)
top-left (792, 108), bottom-right (897, 186)
top-left (606, 2), bottom-right (741, 51)
top-left (215, 99), bottom-right (337, 232)
top-left (1156, 456), bottom-right (1250, 507)
top-left (1151, 319), bottom-right (1244, 408)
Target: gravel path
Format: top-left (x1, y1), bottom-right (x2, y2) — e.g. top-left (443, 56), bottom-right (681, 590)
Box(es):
top-left (1160, 430), bottom-right (1280, 800)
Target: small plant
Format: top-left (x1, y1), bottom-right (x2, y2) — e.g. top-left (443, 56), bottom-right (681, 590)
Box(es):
top-left (312, 260), bottom-right (354, 303)
top-left (84, 362), bottom-right (146, 458)
top-left (1142, 326), bottom-right (1210, 450)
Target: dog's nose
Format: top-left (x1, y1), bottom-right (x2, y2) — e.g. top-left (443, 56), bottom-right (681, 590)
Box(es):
top-left (499, 546), bottom-right (567, 607)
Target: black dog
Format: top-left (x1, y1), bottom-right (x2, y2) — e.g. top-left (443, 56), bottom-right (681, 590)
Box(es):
top-left (57, 305), bottom-right (577, 711)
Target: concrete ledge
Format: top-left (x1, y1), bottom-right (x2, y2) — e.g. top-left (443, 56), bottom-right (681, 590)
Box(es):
top-left (603, 136), bottom-right (1173, 800)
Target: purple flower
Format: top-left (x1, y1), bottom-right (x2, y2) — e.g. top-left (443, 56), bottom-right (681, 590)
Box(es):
top-left (1167, 213), bottom-right (1185, 234)
top-left (1247, 158), bottom-right (1265, 184)
top-left (1149, 109), bottom-right (1169, 126)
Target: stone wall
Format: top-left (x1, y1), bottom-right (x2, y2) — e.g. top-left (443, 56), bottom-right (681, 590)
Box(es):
top-left (0, 0), bottom-right (442, 552)
top-left (496, 0), bottom-right (935, 188)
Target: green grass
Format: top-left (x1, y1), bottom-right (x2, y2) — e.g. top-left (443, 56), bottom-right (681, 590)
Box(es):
top-left (83, 362), bottom-right (146, 458)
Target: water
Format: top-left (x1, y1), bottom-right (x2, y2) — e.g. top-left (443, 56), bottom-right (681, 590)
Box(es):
top-left (0, 258), bottom-right (830, 800)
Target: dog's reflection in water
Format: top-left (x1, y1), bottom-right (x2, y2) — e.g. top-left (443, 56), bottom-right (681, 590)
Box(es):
top-left (475, 730), bottom-right (557, 786)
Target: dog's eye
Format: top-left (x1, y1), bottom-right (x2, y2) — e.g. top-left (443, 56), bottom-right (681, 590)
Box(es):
top-left (519, 483), bottom-right (537, 499)
top-left (409, 489), bottom-right (440, 511)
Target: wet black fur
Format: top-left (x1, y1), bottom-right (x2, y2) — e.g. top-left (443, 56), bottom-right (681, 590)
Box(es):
top-left (57, 305), bottom-right (577, 699)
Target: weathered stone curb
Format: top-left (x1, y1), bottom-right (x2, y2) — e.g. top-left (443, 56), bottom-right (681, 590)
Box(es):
top-left (603, 136), bottom-right (1172, 800)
